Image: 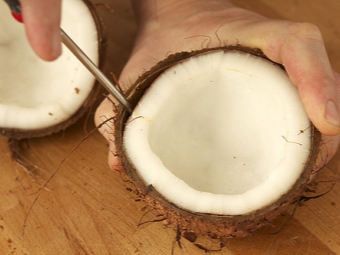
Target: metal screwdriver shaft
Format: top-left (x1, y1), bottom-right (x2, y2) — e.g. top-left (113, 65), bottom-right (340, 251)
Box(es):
top-left (60, 29), bottom-right (133, 113)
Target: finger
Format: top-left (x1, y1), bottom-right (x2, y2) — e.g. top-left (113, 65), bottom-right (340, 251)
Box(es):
top-left (94, 96), bottom-right (117, 142)
top-left (318, 133), bottom-right (340, 170)
top-left (262, 22), bottom-right (340, 136)
top-left (21, 0), bottom-right (62, 61)
top-left (95, 96), bottom-right (125, 171)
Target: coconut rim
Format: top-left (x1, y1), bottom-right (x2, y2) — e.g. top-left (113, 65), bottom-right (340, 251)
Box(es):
top-left (115, 46), bottom-right (321, 222)
top-left (0, 0), bottom-right (105, 139)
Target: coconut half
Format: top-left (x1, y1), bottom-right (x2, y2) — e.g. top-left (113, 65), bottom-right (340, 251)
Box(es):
top-left (115, 47), bottom-right (320, 240)
top-left (0, 0), bottom-right (102, 138)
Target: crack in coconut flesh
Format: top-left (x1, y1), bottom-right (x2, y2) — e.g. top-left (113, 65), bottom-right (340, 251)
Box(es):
top-left (0, 0), bottom-right (100, 138)
top-left (116, 47), bottom-right (320, 239)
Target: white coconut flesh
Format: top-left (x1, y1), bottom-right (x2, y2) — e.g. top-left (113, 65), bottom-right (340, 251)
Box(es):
top-left (0, 0), bottom-right (98, 130)
top-left (123, 51), bottom-right (312, 216)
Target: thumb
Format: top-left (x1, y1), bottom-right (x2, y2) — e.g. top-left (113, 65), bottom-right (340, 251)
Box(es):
top-left (263, 23), bottom-right (340, 136)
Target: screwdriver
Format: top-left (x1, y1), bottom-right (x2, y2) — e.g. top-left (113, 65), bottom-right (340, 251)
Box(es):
top-left (3, 0), bottom-right (133, 113)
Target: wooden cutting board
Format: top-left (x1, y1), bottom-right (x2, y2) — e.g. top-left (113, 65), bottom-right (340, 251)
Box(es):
top-left (1, 0), bottom-right (340, 254)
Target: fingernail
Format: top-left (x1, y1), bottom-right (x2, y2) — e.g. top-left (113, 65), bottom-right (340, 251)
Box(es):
top-left (325, 100), bottom-right (340, 127)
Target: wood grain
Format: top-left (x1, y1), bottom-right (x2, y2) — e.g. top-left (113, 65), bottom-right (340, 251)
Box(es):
top-left (1, 0), bottom-right (340, 254)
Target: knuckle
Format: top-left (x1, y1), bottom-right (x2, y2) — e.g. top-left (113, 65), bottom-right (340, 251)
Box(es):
top-left (288, 22), bottom-right (322, 40)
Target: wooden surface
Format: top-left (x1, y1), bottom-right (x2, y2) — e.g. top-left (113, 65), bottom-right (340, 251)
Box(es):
top-left (1, 0), bottom-right (340, 254)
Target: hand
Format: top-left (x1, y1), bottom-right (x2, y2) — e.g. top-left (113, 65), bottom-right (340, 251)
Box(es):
top-left (95, 0), bottom-right (339, 170)
top-left (21, 0), bottom-right (62, 61)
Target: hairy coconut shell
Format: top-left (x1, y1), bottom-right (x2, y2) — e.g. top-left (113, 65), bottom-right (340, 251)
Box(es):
top-left (115, 46), bottom-right (321, 240)
top-left (0, 0), bottom-right (106, 139)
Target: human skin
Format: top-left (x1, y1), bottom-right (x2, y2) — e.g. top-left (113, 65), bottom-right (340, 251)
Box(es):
top-left (19, 0), bottom-right (340, 168)
top-left (95, 0), bottom-right (340, 170)
top-left (20, 0), bottom-right (62, 61)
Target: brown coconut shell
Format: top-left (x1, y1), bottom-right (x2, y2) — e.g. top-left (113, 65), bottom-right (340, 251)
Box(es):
top-left (0, 0), bottom-right (106, 139)
top-left (114, 46), bottom-right (321, 241)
